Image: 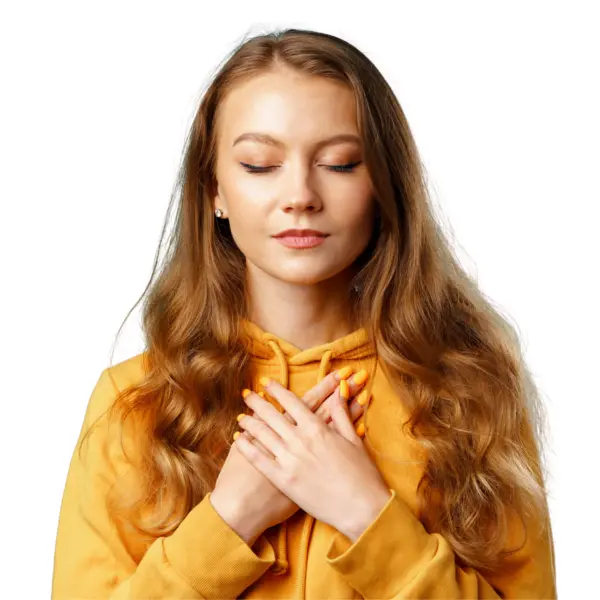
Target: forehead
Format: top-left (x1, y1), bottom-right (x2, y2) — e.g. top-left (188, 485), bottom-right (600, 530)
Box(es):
top-left (217, 70), bottom-right (359, 148)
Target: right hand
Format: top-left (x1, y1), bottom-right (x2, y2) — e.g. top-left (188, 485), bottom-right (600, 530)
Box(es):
top-left (209, 369), bottom-right (370, 545)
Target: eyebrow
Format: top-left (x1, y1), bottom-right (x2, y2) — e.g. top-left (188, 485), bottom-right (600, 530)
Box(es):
top-left (232, 132), bottom-right (362, 149)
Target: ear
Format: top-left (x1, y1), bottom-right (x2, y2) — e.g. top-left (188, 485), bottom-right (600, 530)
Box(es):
top-left (211, 180), bottom-right (227, 216)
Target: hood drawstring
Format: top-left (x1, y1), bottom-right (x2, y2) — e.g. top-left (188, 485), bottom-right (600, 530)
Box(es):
top-left (265, 338), bottom-right (333, 589)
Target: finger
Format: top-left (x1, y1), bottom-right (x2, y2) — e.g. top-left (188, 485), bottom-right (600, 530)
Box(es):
top-left (259, 378), bottom-right (315, 429)
top-left (234, 431), bottom-right (282, 486)
top-left (252, 396), bottom-right (296, 449)
top-left (243, 388), bottom-right (296, 440)
top-left (237, 413), bottom-right (286, 457)
top-left (329, 381), bottom-right (361, 442)
top-left (315, 385), bottom-right (343, 423)
top-left (258, 391), bottom-right (297, 426)
top-left (238, 429), bottom-right (276, 459)
top-left (355, 417), bottom-right (366, 438)
top-left (300, 368), bottom-right (354, 412)
top-left (264, 368), bottom-right (368, 428)
top-left (326, 388), bottom-right (370, 432)
top-left (345, 369), bottom-right (370, 397)
top-left (346, 389), bottom-right (371, 423)
top-left (278, 373), bottom-right (341, 426)
top-left (315, 371), bottom-right (369, 423)
top-left (236, 398), bottom-right (276, 457)
top-left (328, 414), bottom-right (366, 437)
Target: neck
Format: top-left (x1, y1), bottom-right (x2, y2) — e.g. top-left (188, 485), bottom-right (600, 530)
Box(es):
top-left (246, 264), bottom-right (358, 351)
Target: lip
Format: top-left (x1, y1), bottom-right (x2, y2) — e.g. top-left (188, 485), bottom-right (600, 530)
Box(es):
top-left (272, 228), bottom-right (329, 249)
top-left (274, 235), bottom-right (327, 249)
top-left (273, 228), bottom-right (328, 238)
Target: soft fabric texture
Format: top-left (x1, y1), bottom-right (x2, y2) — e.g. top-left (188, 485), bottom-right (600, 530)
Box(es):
top-left (52, 319), bottom-right (557, 598)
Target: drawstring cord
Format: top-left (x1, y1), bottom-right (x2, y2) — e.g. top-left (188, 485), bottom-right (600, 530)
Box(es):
top-left (266, 340), bottom-right (290, 389)
top-left (264, 339), bottom-right (333, 595)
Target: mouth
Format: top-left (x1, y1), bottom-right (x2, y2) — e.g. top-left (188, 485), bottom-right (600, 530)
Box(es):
top-left (273, 234), bottom-right (328, 249)
top-left (272, 228), bottom-right (329, 249)
top-left (273, 228), bottom-right (328, 238)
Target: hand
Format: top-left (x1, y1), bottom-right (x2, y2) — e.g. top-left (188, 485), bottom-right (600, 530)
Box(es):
top-left (249, 369), bottom-right (371, 457)
top-left (210, 369), bottom-right (369, 545)
top-left (304, 368), bottom-right (371, 431)
top-left (234, 378), bottom-right (392, 542)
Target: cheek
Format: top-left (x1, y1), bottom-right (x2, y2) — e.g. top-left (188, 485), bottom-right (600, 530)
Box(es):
top-left (334, 174), bottom-right (375, 222)
top-left (227, 176), bottom-right (265, 214)
top-left (335, 195), bottom-right (376, 243)
top-left (224, 197), bottom-right (270, 257)
top-left (228, 209), bottom-right (262, 251)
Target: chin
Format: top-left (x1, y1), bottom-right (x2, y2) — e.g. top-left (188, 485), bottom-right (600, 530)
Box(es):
top-left (277, 274), bottom-right (330, 287)
top-left (272, 264), bottom-right (350, 287)
top-left (248, 252), bottom-right (359, 287)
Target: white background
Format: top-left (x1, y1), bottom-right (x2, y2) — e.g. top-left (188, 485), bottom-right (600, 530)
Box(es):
top-left (2, 2), bottom-right (598, 597)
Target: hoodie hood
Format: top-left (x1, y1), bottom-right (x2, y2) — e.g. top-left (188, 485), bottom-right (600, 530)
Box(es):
top-left (242, 318), bottom-right (376, 386)
top-left (240, 318), bottom-right (378, 579)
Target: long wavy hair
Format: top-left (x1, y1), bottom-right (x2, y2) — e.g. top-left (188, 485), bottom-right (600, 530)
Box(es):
top-left (79, 27), bottom-right (553, 573)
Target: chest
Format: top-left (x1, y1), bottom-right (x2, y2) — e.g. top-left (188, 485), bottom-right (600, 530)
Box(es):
top-left (242, 369), bottom-right (428, 598)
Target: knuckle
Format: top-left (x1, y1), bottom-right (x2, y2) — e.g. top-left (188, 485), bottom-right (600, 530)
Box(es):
top-left (281, 468), bottom-right (297, 487)
top-left (256, 419), bottom-right (271, 435)
top-left (301, 392), bottom-right (314, 408)
top-left (315, 404), bottom-right (327, 420)
top-left (246, 417), bottom-right (262, 435)
top-left (305, 422), bottom-right (326, 446)
top-left (309, 417), bottom-right (325, 434)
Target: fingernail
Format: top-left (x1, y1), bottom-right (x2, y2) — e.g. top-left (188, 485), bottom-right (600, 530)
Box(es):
top-left (340, 379), bottom-right (349, 400)
top-left (241, 388), bottom-right (252, 398)
top-left (259, 376), bottom-right (271, 387)
top-left (336, 366), bottom-right (354, 380)
top-left (233, 431), bottom-right (241, 440)
top-left (356, 390), bottom-right (370, 406)
top-left (353, 370), bottom-right (369, 385)
top-left (355, 421), bottom-right (365, 436)
top-left (236, 413), bottom-right (246, 422)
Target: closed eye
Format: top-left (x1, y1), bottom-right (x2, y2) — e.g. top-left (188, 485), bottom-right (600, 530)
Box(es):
top-left (240, 161), bottom-right (362, 174)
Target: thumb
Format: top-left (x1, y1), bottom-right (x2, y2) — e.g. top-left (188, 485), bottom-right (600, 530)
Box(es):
top-left (330, 380), bottom-right (361, 443)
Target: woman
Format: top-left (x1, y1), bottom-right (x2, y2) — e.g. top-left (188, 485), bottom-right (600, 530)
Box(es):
top-left (51, 28), bottom-right (556, 599)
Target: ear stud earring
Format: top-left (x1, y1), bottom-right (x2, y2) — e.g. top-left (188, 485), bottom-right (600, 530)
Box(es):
top-left (214, 208), bottom-right (224, 218)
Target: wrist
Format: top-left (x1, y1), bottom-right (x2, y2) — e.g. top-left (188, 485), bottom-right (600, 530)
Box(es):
top-left (209, 492), bottom-right (265, 547)
top-left (343, 487), bottom-right (392, 543)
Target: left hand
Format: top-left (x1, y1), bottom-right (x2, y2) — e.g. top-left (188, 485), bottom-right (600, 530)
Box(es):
top-left (234, 377), bottom-right (393, 542)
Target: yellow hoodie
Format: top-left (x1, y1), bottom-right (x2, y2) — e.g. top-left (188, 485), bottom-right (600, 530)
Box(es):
top-left (52, 319), bottom-right (557, 599)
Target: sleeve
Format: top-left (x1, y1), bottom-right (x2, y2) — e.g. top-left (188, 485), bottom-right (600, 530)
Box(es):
top-left (325, 487), bottom-right (556, 598)
top-left (51, 368), bottom-right (276, 600)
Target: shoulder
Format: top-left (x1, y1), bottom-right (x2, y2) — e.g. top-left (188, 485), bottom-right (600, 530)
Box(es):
top-left (105, 351), bottom-right (150, 391)
top-left (84, 351), bottom-right (150, 427)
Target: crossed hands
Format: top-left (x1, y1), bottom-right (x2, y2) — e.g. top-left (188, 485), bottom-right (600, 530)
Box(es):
top-left (233, 376), bottom-right (392, 542)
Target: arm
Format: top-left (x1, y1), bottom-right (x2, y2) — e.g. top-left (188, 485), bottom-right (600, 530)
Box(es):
top-left (51, 368), bottom-right (276, 599)
top-left (325, 487), bottom-right (556, 598)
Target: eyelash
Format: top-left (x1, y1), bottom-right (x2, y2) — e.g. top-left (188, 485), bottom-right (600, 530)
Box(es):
top-left (240, 161), bottom-right (362, 174)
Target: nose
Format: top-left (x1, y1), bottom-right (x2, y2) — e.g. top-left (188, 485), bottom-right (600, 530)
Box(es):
top-left (280, 165), bottom-right (323, 214)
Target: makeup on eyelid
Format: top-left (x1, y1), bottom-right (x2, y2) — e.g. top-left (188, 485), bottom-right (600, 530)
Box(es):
top-left (238, 160), bottom-right (362, 174)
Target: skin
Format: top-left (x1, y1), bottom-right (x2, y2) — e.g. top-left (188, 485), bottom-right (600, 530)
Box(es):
top-left (213, 66), bottom-right (376, 350)
top-left (210, 67), bottom-right (390, 545)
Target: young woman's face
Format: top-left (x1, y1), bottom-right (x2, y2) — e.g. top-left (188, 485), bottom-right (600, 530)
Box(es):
top-left (213, 67), bottom-right (376, 287)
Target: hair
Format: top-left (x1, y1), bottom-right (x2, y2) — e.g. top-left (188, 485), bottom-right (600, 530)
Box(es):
top-left (80, 27), bottom-right (553, 573)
